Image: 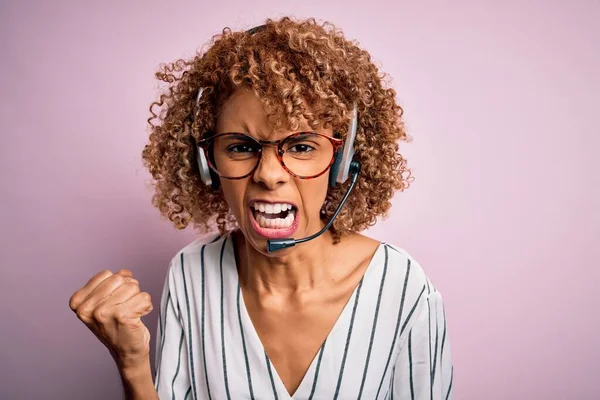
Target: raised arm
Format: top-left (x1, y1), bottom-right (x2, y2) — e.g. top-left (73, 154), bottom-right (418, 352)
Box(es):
top-left (69, 269), bottom-right (158, 400)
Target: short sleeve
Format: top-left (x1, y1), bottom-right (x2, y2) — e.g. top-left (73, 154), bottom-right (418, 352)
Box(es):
top-left (154, 260), bottom-right (192, 399)
top-left (390, 290), bottom-right (454, 399)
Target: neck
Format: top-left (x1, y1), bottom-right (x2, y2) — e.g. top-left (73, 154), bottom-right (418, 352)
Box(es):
top-left (233, 228), bottom-right (337, 295)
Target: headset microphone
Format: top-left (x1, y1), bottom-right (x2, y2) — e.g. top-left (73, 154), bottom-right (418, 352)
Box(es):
top-left (266, 160), bottom-right (361, 252)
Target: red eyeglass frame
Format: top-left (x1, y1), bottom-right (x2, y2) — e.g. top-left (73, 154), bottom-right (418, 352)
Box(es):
top-left (197, 131), bottom-right (344, 180)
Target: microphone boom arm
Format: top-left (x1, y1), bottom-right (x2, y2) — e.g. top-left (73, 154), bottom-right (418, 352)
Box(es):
top-left (266, 161), bottom-right (361, 253)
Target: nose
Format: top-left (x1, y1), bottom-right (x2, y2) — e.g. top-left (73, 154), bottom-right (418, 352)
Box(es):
top-left (252, 146), bottom-right (289, 190)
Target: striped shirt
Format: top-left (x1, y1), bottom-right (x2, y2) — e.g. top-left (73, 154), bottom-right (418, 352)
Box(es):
top-left (154, 231), bottom-right (453, 399)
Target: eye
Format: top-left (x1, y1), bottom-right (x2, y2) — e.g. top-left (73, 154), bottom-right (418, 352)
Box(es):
top-left (288, 143), bottom-right (316, 153)
top-left (227, 143), bottom-right (259, 153)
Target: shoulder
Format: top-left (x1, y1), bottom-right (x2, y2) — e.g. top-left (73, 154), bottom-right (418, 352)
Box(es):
top-left (161, 231), bottom-right (230, 294)
top-left (379, 241), bottom-right (446, 335)
top-left (167, 232), bottom-right (227, 274)
top-left (381, 242), bottom-right (438, 294)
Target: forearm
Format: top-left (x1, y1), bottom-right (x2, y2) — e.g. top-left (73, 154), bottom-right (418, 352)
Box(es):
top-left (118, 360), bottom-right (159, 400)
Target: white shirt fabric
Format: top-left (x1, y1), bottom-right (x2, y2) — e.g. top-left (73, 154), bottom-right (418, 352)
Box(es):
top-left (154, 231), bottom-right (453, 400)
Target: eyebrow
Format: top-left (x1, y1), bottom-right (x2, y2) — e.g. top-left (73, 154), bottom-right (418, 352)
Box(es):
top-left (240, 122), bottom-right (252, 135)
top-left (217, 122), bottom-right (319, 138)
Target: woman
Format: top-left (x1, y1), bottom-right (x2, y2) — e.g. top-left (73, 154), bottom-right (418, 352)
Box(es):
top-left (69, 17), bottom-right (453, 399)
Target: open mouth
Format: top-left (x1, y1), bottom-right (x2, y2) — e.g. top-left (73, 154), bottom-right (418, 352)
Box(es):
top-left (251, 202), bottom-right (297, 229)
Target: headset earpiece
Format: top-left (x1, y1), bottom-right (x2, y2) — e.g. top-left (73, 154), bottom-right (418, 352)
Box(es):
top-left (209, 170), bottom-right (220, 190)
top-left (328, 103), bottom-right (359, 187)
top-left (329, 150), bottom-right (343, 188)
top-left (195, 87), bottom-right (220, 190)
top-left (197, 147), bottom-right (220, 190)
top-left (197, 148), bottom-right (212, 187)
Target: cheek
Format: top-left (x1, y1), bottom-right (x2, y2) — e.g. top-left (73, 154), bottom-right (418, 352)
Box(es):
top-left (299, 176), bottom-right (330, 215)
top-left (219, 181), bottom-right (247, 217)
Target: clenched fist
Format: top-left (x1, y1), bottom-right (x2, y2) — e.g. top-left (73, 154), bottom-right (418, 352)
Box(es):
top-left (69, 269), bottom-right (154, 370)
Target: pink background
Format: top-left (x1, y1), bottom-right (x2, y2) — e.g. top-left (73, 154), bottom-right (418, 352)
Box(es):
top-left (1, 1), bottom-right (598, 399)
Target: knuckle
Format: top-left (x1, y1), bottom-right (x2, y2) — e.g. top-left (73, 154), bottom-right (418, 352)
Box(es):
top-left (92, 307), bottom-right (109, 322)
top-left (68, 294), bottom-right (80, 311)
top-left (98, 269), bottom-right (113, 280)
top-left (76, 305), bottom-right (92, 321)
top-left (112, 274), bottom-right (126, 286)
top-left (113, 310), bottom-right (127, 322)
top-left (87, 270), bottom-right (112, 286)
top-left (142, 292), bottom-right (151, 303)
top-left (126, 282), bottom-right (140, 292)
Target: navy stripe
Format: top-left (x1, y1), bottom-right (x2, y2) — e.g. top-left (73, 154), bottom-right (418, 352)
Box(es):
top-left (237, 282), bottom-right (255, 399)
top-left (357, 246), bottom-right (389, 399)
top-left (441, 302), bottom-right (447, 365)
top-left (200, 244), bottom-right (212, 400)
top-left (155, 292), bottom-right (171, 390)
top-left (333, 277), bottom-right (365, 399)
top-left (431, 297), bottom-right (440, 395)
top-left (171, 313), bottom-right (185, 400)
top-left (385, 244), bottom-right (404, 255)
top-left (390, 366), bottom-right (395, 399)
top-left (308, 339), bottom-right (327, 400)
top-left (409, 331), bottom-right (415, 399)
top-left (428, 298), bottom-right (433, 400)
top-left (219, 237), bottom-right (231, 400)
top-left (180, 253), bottom-right (199, 400)
top-left (375, 258), bottom-right (412, 398)
top-left (401, 286), bottom-right (427, 335)
top-left (184, 386), bottom-right (192, 400)
top-left (158, 292), bottom-right (164, 338)
top-left (445, 366), bottom-right (454, 400)
top-left (265, 352), bottom-right (279, 400)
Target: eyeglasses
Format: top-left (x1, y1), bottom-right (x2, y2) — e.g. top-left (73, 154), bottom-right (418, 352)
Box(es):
top-left (198, 132), bottom-right (344, 180)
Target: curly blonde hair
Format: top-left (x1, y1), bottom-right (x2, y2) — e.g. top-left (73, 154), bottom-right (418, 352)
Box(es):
top-left (142, 16), bottom-right (413, 243)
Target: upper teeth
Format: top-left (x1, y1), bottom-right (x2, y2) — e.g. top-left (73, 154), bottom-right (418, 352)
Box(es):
top-left (252, 202), bottom-right (293, 214)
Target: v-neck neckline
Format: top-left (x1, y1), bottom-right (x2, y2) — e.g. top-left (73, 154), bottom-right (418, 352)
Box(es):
top-left (227, 231), bottom-right (384, 399)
